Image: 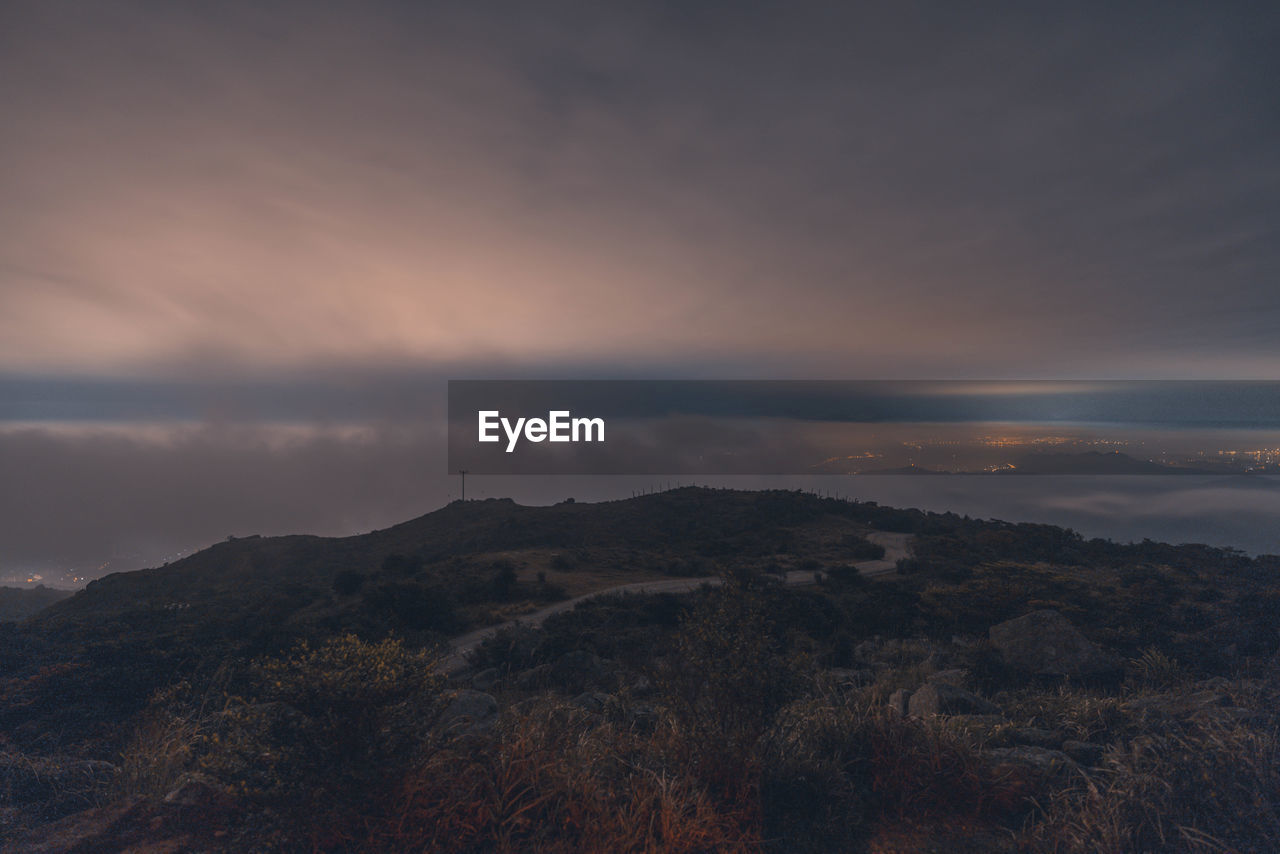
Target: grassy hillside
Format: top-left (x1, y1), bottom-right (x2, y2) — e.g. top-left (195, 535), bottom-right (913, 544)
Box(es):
top-left (3, 488), bottom-right (1280, 851)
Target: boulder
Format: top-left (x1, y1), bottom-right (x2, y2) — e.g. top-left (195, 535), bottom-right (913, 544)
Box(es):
top-left (908, 682), bottom-right (1000, 717)
top-left (989, 610), bottom-right (1118, 676)
top-left (1009, 727), bottom-right (1062, 748)
top-left (162, 774), bottom-right (235, 811)
top-left (471, 667), bottom-right (501, 692)
top-left (854, 639), bottom-right (881, 662)
top-left (926, 668), bottom-right (968, 687)
top-left (515, 663), bottom-right (552, 691)
top-left (1061, 740), bottom-right (1106, 766)
top-left (571, 692), bottom-right (612, 713)
top-left (1123, 688), bottom-right (1254, 723)
top-left (439, 690), bottom-right (498, 730)
top-left (985, 746), bottom-right (1078, 778)
top-left (887, 688), bottom-right (912, 717)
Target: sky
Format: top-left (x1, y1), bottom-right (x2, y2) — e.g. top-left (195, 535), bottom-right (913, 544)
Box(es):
top-left (3, 1), bottom-right (1279, 575)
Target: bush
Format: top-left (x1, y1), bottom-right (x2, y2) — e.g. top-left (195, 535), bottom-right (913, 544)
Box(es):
top-left (657, 582), bottom-right (799, 775)
top-left (842, 536), bottom-right (886, 561)
top-left (381, 553), bottom-right (424, 577)
top-left (331, 569), bottom-right (365, 596)
top-left (140, 635), bottom-right (445, 848)
top-left (362, 581), bottom-right (460, 634)
top-left (488, 560), bottom-right (519, 601)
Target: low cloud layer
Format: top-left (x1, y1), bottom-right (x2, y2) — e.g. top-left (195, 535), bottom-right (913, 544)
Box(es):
top-left (0, 424), bottom-right (449, 574)
top-left (5, 419), bottom-right (1279, 581)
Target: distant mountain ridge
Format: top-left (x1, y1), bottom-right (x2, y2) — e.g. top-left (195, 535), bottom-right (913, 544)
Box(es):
top-left (0, 585), bottom-right (72, 622)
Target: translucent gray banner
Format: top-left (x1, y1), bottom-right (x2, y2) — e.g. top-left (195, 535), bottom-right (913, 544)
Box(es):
top-left (447, 380), bottom-right (1280, 475)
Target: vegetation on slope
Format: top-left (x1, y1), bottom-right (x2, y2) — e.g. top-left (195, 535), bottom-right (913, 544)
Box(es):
top-left (3, 488), bottom-right (1279, 851)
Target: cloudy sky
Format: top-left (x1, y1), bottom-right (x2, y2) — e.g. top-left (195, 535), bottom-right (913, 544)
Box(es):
top-left (3, 1), bottom-right (1279, 574)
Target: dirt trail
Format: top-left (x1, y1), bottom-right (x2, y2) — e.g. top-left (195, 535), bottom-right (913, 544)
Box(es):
top-left (440, 531), bottom-right (912, 675)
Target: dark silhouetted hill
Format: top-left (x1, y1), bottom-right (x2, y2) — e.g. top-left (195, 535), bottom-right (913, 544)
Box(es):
top-left (0, 585), bottom-right (72, 622)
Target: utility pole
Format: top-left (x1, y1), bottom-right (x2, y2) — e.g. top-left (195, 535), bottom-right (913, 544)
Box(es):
top-left (459, 470), bottom-right (468, 502)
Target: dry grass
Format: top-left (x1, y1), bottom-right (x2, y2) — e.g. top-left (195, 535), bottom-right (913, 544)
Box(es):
top-left (1028, 716), bottom-right (1280, 852)
top-left (378, 699), bottom-right (760, 853)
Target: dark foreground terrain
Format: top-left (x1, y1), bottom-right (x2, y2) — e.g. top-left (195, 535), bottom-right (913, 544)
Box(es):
top-left (3, 488), bottom-right (1279, 851)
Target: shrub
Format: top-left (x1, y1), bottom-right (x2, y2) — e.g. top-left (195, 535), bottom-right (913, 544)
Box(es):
top-left (822, 564), bottom-right (868, 587)
top-left (199, 636), bottom-right (442, 846)
top-left (658, 583), bottom-right (799, 758)
top-left (362, 581), bottom-right (460, 634)
top-left (331, 569), bottom-right (365, 596)
top-left (843, 536), bottom-right (886, 561)
top-left (381, 553), bottom-right (424, 577)
top-left (490, 560), bottom-right (519, 600)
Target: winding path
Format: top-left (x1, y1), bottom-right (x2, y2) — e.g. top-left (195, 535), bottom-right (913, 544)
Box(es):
top-left (440, 531), bottom-right (911, 675)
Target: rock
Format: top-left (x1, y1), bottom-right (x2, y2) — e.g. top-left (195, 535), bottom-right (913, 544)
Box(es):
top-left (854, 639), bottom-right (881, 662)
top-left (986, 746), bottom-right (1078, 778)
top-left (887, 688), bottom-right (912, 717)
top-left (1123, 688), bottom-right (1253, 723)
top-left (908, 682), bottom-right (1000, 717)
top-left (571, 692), bottom-right (612, 713)
top-left (1009, 727), bottom-right (1062, 748)
top-left (877, 638), bottom-right (934, 664)
top-left (471, 667), bottom-right (501, 692)
top-left (926, 668), bottom-right (968, 687)
top-left (161, 774), bottom-right (234, 810)
top-left (1061, 740), bottom-right (1106, 765)
top-left (989, 610), bottom-right (1118, 676)
top-left (439, 690), bottom-right (498, 730)
top-left (515, 663), bottom-right (552, 691)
